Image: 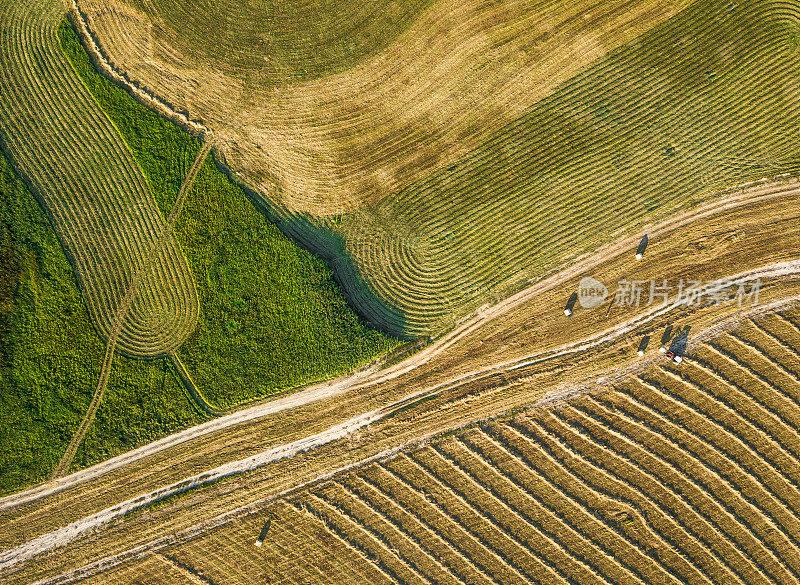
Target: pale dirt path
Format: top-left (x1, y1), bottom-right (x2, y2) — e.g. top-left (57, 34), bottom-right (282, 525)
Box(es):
top-left (50, 140), bottom-right (213, 480)
top-left (4, 261), bottom-right (800, 575)
top-left (4, 175), bottom-right (797, 509)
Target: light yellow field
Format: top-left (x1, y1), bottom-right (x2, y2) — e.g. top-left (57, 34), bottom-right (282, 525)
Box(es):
top-left (114, 309), bottom-right (800, 585)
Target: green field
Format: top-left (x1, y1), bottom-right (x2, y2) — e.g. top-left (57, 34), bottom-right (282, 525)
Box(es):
top-left (0, 14), bottom-right (398, 495)
top-left (0, 148), bottom-right (205, 495)
top-left (332, 0), bottom-right (800, 335)
top-left (59, 22), bottom-right (398, 409)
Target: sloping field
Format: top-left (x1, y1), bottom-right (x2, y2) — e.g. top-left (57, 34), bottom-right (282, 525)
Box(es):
top-left (116, 309), bottom-right (800, 584)
top-left (0, 0), bottom-right (197, 357)
top-left (77, 0), bottom-right (800, 335)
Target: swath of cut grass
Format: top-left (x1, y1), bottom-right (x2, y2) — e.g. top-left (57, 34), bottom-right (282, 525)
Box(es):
top-left (0, 144), bottom-right (205, 496)
top-left (0, 0), bottom-right (198, 357)
top-left (76, 0), bottom-right (800, 336)
top-left (59, 19), bottom-right (399, 408)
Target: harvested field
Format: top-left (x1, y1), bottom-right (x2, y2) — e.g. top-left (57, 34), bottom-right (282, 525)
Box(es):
top-left (0, 0), bottom-right (197, 357)
top-left (4, 175), bottom-right (800, 581)
top-left (79, 0), bottom-right (800, 335)
top-left (110, 308), bottom-right (800, 585)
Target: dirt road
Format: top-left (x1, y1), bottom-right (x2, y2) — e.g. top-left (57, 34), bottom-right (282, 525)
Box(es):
top-left (3, 261), bottom-right (800, 573)
top-left (2, 175), bottom-right (798, 514)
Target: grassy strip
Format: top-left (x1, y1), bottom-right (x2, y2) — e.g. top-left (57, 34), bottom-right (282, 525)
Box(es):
top-left (59, 21), bottom-right (399, 408)
top-left (0, 148), bottom-right (205, 495)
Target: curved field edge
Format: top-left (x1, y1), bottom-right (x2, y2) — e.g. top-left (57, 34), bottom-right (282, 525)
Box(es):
top-left (0, 0), bottom-right (198, 358)
top-left (76, 0), bottom-right (800, 338)
top-left (0, 141), bottom-right (206, 497)
top-left (58, 21), bottom-right (400, 409)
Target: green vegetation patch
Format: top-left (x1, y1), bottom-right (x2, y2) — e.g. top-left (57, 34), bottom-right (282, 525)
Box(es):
top-left (126, 0), bottom-right (433, 85)
top-left (60, 21), bottom-right (398, 409)
top-left (0, 148), bottom-right (204, 495)
top-left (58, 22), bottom-right (190, 216)
top-left (174, 159), bottom-right (399, 408)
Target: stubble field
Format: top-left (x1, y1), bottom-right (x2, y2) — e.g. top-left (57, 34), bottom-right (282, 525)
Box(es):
top-left (78, 0), bottom-right (800, 335)
top-left (78, 310), bottom-right (800, 585)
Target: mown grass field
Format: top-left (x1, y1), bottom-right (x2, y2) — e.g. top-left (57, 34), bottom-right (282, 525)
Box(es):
top-left (126, 0), bottom-right (433, 83)
top-left (0, 147), bottom-right (205, 496)
top-left (100, 309), bottom-right (800, 585)
top-left (339, 0), bottom-right (800, 335)
top-left (0, 3), bottom-right (398, 497)
top-left (60, 22), bottom-right (398, 408)
top-left (77, 0), bottom-right (800, 338)
top-left (0, 0), bottom-right (198, 359)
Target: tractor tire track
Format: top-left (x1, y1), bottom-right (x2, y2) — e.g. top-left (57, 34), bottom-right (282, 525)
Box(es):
top-left (3, 175), bottom-right (799, 509)
top-left (4, 262), bottom-right (800, 576)
top-left (51, 139), bottom-right (213, 480)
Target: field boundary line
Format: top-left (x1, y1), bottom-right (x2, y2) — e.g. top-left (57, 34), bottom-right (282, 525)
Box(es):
top-left (5, 268), bottom-right (800, 576)
top-left (50, 139), bottom-right (213, 479)
top-left (67, 0), bottom-right (210, 140)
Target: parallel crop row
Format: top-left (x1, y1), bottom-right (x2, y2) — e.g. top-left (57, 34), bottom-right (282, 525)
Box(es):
top-left (150, 309), bottom-right (800, 584)
top-left (337, 0), bottom-right (800, 333)
top-left (0, 0), bottom-right (197, 356)
top-left (346, 0), bottom-right (800, 333)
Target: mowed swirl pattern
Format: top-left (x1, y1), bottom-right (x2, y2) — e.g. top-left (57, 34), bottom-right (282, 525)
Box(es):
top-left (76, 0), bottom-right (800, 336)
top-left (341, 0), bottom-right (800, 335)
top-left (0, 0), bottom-right (197, 357)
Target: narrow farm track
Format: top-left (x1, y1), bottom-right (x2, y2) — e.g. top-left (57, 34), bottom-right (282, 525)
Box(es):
top-left (1, 175), bottom-right (797, 515)
top-left (3, 268), bottom-right (800, 578)
top-left (0, 0), bottom-right (198, 358)
top-left (138, 308), bottom-right (800, 585)
top-left (50, 140), bottom-right (213, 480)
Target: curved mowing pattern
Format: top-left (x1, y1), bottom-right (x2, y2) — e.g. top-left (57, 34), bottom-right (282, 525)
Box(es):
top-left (340, 0), bottom-right (800, 335)
top-left (77, 0), bottom-right (800, 336)
top-left (0, 0), bottom-right (198, 357)
top-left (130, 0), bottom-right (433, 82)
top-left (157, 311), bottom-right (800, 584)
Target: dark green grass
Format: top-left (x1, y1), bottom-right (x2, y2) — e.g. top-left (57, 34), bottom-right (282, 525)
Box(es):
top-left (59, 21), bottom-right (398, 409)
top-left (0, 149), bottom-right (204, 495)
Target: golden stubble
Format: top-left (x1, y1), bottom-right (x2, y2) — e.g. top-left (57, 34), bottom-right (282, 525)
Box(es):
top-left (77, 0), bottom-right (691, 215)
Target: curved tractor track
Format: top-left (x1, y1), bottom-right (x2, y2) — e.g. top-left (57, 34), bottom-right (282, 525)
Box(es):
top-left (3, 261), bottom-right (800, 577)
top-left (0, 0), bottom-right (198, 358)
top-left (50, 140), bottom-right (213, 480)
